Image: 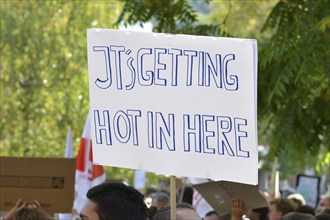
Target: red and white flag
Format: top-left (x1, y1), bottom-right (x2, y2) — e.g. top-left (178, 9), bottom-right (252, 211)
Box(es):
top-left (73, 110), bottom-right (106, 213)
top-left (57, 127), bottom-right (75, 220)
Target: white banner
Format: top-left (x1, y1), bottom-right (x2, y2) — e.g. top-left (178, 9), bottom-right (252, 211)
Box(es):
top-left (87, 29), bottom-right (258, 184)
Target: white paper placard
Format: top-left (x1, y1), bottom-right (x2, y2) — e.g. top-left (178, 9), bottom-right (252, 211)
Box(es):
top-left (87, 29), bottom-right (258, 184)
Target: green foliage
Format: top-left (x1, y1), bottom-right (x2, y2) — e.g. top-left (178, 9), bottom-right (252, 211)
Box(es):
top-left (1, 0), bottom-right (329, 183)
top-left (117, 0), bottom-right (330, 175)
top-left (0, 1), bottom-right (120, 156)
top-left (258, 0), bottom-right (330, 174)
top-left (117, 0), bottom-right (229, 36)
top-left (118, 0), bottom-right (196, 32)
top-left (0, 0), bottom-right (171, 187)
top-left (208, 0), bottom-right (277, 40)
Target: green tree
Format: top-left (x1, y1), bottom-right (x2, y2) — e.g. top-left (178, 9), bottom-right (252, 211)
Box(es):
top-left (0, 0), bottom-right (171, 187)
top-left (1, 1), bottom-right (122, 156)
top-left (206, 0), bottom-right (330, 175)
top-left (117, 0), bottom-right (330, 175)
top-left (117, 0), bottom-right (227, 36)
top-left (258, 0), bottom-right (330, 175)
top-left (1, 0), bottom-right (329, 184)
top-left (207, 0), bottom-right (277, 40)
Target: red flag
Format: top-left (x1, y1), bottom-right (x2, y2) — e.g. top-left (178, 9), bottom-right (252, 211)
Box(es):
top-left (73, 110), bottom-right (106, 213)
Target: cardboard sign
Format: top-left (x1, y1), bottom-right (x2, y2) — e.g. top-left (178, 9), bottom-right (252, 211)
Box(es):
top-left (87, 29), bottom-right (258, 184)
top-left (296, 174), bottom-right (321, 208)
top-left (193, 180), bottom-right (268, 216)
top-left (0, 157), bottom-right (75, 213)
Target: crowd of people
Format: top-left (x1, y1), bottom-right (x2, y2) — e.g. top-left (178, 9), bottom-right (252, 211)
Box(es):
top-left (1, 181), bottom-right (330, 220)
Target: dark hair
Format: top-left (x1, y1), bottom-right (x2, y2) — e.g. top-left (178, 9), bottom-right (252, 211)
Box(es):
top-left (297, 205), bottom-right (315, 216)
top-left (14, 207), bottom-right (52, 220)
top-left (14, 208), bottom-right (39, 220)
top-left (270, 198), bottom-right (296, 216)
top-left (315, 213), bottom-right (330, 220)
top-left (147, 206), bottom-right (158, 220)
top-left (322, 209), bottom-right (330, 215)
top-left (86, 182), bottom-right (147, 220)
top-left (281, 212), bottom-right (316, 220)
top-left (252, 207), bottom-right (269, 220)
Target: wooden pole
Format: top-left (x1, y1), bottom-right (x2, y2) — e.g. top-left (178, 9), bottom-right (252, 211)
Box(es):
top-left (270, 157), bottom-right (280, 198)
top-left (274, 170), bottom-right (280, 198)
top-left (170, 175), bottom-right (176, 220)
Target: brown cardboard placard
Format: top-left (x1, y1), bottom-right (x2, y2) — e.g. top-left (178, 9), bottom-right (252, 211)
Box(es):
top-left (0, 157), bottom-right (75, 213)
top-left (193, 180), bottom-right (268, 216)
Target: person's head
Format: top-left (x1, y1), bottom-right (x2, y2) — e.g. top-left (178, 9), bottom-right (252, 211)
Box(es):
top-left (204, 210), bottom-right (221, 220)
top-left (287, 193), bottom-right (306, 207)
top-left (149, 192), bottom-right (170, 210)
top-left (268, 198), bottom-right (296, 220)
top-left (315, 213), bottom-right (330, 220)
top-left (14, 208), bottom-right (39, 220)
top-left (316, 194), bottom-right (330, 215)
top-left (296, 205), bottom-right (315, 216)
top-left (80, 182), bottom-right (147, 220)
top-left (281, 212), bottom-right (316, 220)
top-left (246, 207), bottom-right (269, 220)
top-left (152, 203), bottom-right (201, 220)
top-left (321, 209), bottom-right (330, 215)
top-left (14, 207), bottom-right (52, 220)
top-left (319, 195), bottom-right (330, 209)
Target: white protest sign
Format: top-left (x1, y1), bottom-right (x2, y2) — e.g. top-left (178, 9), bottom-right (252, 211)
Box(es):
top-left (87, 29), bottom-right (258, 185)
